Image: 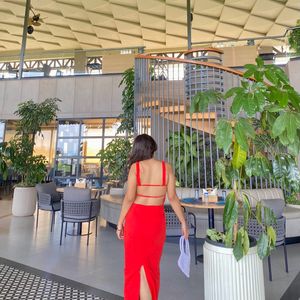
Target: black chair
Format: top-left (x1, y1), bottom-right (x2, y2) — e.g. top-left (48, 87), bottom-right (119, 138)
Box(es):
top-left (35, 182), bottom-right (62, 232)
top-left (60, 187), bottom-right (100, 246)
top-left (164, 205), bottom-right (198, 264)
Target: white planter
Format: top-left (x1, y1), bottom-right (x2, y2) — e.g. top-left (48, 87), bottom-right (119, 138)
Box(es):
top-left (204, 239), bottom-right (265, 300)
top-left (12, 187), bottom-right (37, 217)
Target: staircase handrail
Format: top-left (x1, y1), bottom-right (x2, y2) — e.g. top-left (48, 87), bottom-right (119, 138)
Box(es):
top-left (135, 53), bottom-right (255, 81)
top-left (183, 47), bottom-right (224, 55)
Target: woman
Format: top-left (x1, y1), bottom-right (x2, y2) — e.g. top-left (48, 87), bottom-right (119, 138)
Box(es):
top-left (116, 134), bottom-right (189, 300)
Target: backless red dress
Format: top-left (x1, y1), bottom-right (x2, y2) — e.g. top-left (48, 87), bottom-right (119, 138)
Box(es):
top-left (124, 161), bottom-right (167, 300)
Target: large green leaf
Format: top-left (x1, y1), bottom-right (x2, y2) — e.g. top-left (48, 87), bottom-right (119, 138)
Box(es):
top-left (287, 87), bottom-right (300, 111)
top-left (243, 93), bottom-right (257, 116)
top-left (242, 194), bottom-right (251, 229)
top-left (245, 153), bottom-right (272, 178)
top-left (235, 119), bottom-right (255, 151)
top-left (243, 230), bottom-right (250, 255)
top-left (257, 232), bottom-right (269, 259)
top-left (231, 94), bottom-right (244, 115)
top-left (224, 228), bottom-right (233, 248)
top-left (232, 142), bottom-right (247, 169)
top-left (215, 119), bottom-right (233, 154)
top-left (265, 69), bottom-right (278, 85)
top-left (272, 112), bottom-right (300, 145)
top-left (215, 159), bottom-right (232, 187)
top-left (256, 201), bottom-right (262, 224)
top-left (254, 92), bottom-right (266, 112)
top-left (264, 207), bottom-right (275, 227)
top-left (272, 114), bottom-right (286, 137)
top-left (243, 65), bottom-right (255, 79)
top-left (267, 226), bottom-right (276, 249)
top-left (288, 139), bottom-right (300, 157)
top-left (233, 230), bottom-right (244, 261)
top-left (224, 87), bottom-right (242, 99)
top-left (223, 192), bottom-right (238, 231)
top-left (273, 154), bottom-right (300, 191)
top-left (286, 114), bottom-right (298, 143)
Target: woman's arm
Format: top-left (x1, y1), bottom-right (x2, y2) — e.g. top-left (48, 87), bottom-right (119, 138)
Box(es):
top-left (116, 164), bottom-right (136, 239)
top-left (166, 163), bottom-right (189, 239)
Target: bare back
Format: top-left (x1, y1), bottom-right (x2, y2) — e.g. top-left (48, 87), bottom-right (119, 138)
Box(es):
top-left (134, 159), bottom-right (167, 206)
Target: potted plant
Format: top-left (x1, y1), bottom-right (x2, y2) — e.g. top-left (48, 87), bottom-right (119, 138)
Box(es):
top-left (8, 98), bottom-right (60, 217)
top-left (97, 138), bottom-right (132, 194)
top-left (191, 57), bottom-right (300, 299)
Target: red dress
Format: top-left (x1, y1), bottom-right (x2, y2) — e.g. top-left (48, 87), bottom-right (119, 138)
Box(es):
top-left (124, 161), bottom-right (167, 300)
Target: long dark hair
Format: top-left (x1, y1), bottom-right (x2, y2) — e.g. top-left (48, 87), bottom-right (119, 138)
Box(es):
top-left (128, 134), bottom-right (157, 168)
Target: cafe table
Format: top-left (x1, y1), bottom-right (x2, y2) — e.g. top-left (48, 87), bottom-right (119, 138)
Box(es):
top-left (56, 186), bottom-right (107, 200)
top-left (180, 199), bottom-right (225, 263)
top-left (180, 200), bottom-right (225, 229)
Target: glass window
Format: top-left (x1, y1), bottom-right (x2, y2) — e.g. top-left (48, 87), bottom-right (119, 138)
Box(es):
top-left (0, 122), bottom-right (5, 142)
top-left (80, 138), bottom-right (102, 157)
top-left (81, 119), bottom-right (103, 137)
top-left (104, 118), bottom-right (125, 137)
top-left (103, 138), bottom-right (114, 149)
top-left (34, 127), bottom-right (57, 164)
top-left (55, 158), bottom-right (78, 177)
top-left (54, 117), bottom-right (127, 185)
top-left (79, 158), bottom-right (101, 178)
top-left (58, 120), bottom-right (80, 137)
top-left (4, 120), bottom-right (17, 142)
top-left (57, 139), bottom-right (79, 157)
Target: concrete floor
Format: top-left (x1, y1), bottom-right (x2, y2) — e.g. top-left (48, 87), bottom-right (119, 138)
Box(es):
top-left (0, 198), bottom-right (299, 300)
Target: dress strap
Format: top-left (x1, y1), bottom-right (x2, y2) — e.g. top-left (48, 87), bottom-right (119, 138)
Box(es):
top-left (136, 162), bottom-right (141, 186)
top-left (162, 161), bottom-right (166, 186)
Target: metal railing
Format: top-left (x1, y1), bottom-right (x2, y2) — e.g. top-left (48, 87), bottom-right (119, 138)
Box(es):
top-left (0, 46), bottom-right (144, 79)
top-left (134, 48), bottom-right (279, 189)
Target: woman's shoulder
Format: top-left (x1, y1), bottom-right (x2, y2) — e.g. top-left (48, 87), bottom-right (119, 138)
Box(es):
top-left (153, 160), bottom-right (173, 170)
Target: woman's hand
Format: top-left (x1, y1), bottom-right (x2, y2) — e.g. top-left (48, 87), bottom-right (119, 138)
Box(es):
top-left (181, 222), bottom-right (189, 240)
top-left (116, 225), bottom-right (124, 240)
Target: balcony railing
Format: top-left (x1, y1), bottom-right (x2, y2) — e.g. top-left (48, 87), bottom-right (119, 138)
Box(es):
top-left (0, 46), bottom-right (144, 79)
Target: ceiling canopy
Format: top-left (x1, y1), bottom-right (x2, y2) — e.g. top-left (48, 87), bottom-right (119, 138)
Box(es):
top-left (0, 0), bottom-right (299, 53)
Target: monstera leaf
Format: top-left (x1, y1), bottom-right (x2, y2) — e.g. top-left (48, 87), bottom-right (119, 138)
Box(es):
top-left (273, 154), bottom-right (300, 192)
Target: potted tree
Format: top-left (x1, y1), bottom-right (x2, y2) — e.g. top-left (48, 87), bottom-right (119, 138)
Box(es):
top-left (191, 57), bottom-right (300, 299)
top-left (8, 98), bottom-right (60, 217)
